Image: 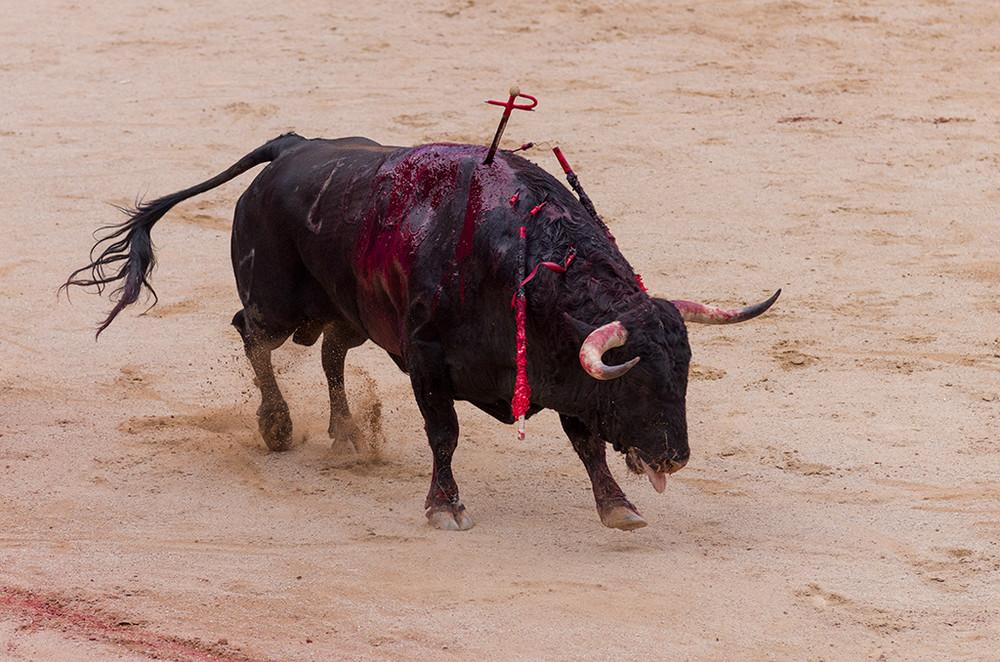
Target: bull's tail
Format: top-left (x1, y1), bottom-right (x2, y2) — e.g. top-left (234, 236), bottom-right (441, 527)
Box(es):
top-left (63, 132), bottom-right (306, 337)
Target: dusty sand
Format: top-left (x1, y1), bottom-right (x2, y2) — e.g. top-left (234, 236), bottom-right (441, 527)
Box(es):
top-left (2, 1), bottom-right (999, 660)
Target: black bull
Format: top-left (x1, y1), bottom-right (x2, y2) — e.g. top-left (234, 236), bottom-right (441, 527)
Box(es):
top-left (66, 133), bottom-right (779, 531)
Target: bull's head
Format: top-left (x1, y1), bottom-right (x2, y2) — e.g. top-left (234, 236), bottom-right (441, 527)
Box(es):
top-left (574, 289), bottom-right (780, 492)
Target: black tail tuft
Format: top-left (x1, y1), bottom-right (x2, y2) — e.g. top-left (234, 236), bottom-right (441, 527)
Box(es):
top-left (62, 194), bottom-right (182, 336)
top-left (61, 132), bottom-right (305, 338)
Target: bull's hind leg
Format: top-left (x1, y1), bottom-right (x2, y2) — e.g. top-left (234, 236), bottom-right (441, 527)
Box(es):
top-left (321, 322), bottom-right (367, 449)
top-left (560, 414), bottom-right (647, 530)
top-left (233, 310), bottom-right (294, 451)
top-left (408, 338), bottom-right (473, 531)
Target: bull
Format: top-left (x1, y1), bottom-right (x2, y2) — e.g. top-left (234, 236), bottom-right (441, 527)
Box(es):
top-left (65, 133), bottom-right (779, 531)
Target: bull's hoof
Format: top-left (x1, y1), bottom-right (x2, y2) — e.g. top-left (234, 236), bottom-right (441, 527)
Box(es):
top-left (426, 504), bottom-right (474, 531)
top-left (599, 504), bottom-right (647, 531)
top-left (328, 417), bottom-right (364, 452)
top-left (258, 402), bottom-right (292, 452)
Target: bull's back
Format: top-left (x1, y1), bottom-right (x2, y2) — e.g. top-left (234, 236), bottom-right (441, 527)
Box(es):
top-left (245, 137), bottom-right (395, 229)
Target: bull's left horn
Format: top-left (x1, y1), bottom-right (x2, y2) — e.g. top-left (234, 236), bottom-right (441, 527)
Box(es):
top-left (579, 321), bottom-right (641, 380)
top-left (671, 289), bottom-right (781, 324)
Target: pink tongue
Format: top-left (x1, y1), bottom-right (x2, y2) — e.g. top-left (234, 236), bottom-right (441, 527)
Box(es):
top-left (641, 460), bottom-right (667, 493)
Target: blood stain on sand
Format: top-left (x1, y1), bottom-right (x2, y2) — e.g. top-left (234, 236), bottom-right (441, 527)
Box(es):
top-left (0, 587), bottom-right (266, 662)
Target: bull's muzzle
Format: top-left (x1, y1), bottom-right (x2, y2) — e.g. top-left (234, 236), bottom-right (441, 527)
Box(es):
top-left (626, 447), bottom-right (688, 493)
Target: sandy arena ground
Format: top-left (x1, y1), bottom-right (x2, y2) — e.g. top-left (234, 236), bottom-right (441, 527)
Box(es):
top-left (2, 1), bottom-right (999, 660)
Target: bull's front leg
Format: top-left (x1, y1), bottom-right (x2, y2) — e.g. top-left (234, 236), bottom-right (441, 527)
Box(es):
top-left (408, 339), bottom-right (473, 531)
top-left (560, 414), bottom-right (647, 531)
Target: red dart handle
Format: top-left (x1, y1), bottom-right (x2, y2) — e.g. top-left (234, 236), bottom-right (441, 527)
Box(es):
top-left (552, 146), bottom-right (573, 174)
top-left (483, 85), bottom-right (537, 166)
top-left (486, 85), bottom-right (538, 112)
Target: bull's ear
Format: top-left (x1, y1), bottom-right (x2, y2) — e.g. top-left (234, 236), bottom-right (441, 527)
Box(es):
top-left (562, 312), bottom-right (596, 342)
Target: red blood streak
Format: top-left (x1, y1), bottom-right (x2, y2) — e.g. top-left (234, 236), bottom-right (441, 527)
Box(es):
top-left (352, 144), bottom-right (515, 355)
top-left (456, 175), bottom-right (482, 264)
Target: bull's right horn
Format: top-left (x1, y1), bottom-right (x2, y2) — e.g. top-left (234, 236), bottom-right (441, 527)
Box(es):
top-left (579, 321), bottom-right (641, 380)
top-left (670, 289), bottom-right (781, 324)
